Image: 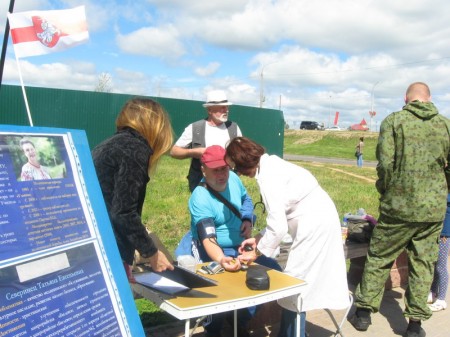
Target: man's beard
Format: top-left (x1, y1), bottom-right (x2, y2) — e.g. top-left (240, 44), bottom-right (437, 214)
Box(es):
top-left (217, 114), bottom-right (228, 123)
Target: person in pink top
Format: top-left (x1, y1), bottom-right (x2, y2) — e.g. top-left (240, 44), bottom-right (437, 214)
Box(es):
top-left (19, 139), bottom-right (52, 181)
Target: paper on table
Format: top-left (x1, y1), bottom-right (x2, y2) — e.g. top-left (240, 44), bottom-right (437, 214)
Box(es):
top-left (134, 272), bottom-right (189, 294)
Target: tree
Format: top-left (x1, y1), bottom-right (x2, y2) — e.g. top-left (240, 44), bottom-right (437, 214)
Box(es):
top-left (94, 72), bottom-right (113, 92)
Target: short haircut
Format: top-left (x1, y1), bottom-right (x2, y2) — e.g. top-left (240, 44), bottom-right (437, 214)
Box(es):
top-left (226, 137), bottom-right (265, 170)
top-left (406, 82), bottom-right (431, 102)
top-left (20, 139), bottom-right (34, 148)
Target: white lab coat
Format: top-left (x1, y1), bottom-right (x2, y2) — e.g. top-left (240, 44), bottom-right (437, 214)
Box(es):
top-left (256, 154), bottom-right (349, 312)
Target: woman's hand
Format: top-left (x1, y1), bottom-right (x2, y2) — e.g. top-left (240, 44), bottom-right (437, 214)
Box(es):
top-left (123, 262), bottom-right (136, 283)
top-left (238, 238), bottom-right (256, 253)
top-left (237, 237), bottom-right (257, 265)
top-left (148, 250), bottom-right (174, 272)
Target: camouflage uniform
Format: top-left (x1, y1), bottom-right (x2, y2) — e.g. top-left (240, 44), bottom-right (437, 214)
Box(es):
top-left (355, 100), bottom-right (450, 321)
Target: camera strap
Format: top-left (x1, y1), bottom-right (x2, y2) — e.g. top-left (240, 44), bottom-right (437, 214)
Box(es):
top-left (198, 182), bottom-right (242, 219)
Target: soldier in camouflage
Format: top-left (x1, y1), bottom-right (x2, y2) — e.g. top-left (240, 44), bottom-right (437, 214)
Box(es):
top-left (350, 82), bottom-right (450, 337)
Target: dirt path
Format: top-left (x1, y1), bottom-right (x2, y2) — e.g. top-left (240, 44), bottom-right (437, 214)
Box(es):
top-left (329, 167), bottom-right (376, 183)
top-left (285, 154), bottom-right (377, 183)
top-left (305, 162), bottom-right (377, 183)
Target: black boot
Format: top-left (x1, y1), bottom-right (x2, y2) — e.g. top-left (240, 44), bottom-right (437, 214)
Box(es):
top-left (348, 308), bottom-right (372, 331)
top-left (403, 319), bottom-right (425, 337)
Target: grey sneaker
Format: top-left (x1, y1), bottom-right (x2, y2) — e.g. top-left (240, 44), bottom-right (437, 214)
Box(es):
top-left (348, 313), bottom-right (371, 331)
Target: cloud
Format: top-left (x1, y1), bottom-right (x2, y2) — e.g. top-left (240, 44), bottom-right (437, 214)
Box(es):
top-left (112, 67), bottom-right (152, 95)
top-left (116, 25), bottom-right (185, 60)
top-left (145, 0), bottom-right (248, 16)
top-left (3, 0), bottom-right (450, 130)
top-left (194, 62), bottom-right (220, 77)
top-left (0, 0), bottom-right (53, 33)
top-left (4, 58), bottom-right (97, 92)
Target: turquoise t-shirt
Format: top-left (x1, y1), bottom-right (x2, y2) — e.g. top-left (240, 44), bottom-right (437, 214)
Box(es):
top-left (189, 171), bottom-right (247, 248)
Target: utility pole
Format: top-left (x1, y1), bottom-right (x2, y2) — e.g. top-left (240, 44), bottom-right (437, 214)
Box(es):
top-left (328, 95), bottom-right (332, 128)
top-left (259, 68), bottom-right (265, 108)
top-left (369, 81), bottom-right (380, 131)
top-left (259, 61), bottom-right (278, 108)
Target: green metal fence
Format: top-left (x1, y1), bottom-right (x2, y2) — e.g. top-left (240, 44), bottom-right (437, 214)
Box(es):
top-left (0, 85), bottom-right (284, 156)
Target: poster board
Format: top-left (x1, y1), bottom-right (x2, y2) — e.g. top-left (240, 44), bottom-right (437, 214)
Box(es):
top-left (0, 125), bottom-right (145, 337)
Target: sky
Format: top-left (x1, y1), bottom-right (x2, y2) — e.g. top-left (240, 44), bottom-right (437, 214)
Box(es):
top-left (2, 0), bottom-right (450, 130)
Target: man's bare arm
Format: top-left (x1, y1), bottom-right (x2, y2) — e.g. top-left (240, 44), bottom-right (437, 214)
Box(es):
top-left (170, 145), bottom-right (205, 159)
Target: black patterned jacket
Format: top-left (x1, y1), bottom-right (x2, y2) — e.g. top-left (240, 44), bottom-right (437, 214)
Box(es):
top-left (92, 127), bottom-right (157, 265)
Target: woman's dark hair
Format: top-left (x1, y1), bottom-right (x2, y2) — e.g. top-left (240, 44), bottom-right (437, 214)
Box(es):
top-left (226, 137), bottom-right (265, 170)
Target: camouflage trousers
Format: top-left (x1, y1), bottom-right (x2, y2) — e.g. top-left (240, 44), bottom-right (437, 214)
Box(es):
top-left (355, 216), bottom-right (443, 321)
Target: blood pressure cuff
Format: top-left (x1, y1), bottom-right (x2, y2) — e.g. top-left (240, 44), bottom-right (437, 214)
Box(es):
top-left (246, 265), bottom-right (270, 290)
top-left (196, 218), bottom-right (217, 241)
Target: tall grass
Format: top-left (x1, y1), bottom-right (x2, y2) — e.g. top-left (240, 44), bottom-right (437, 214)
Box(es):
top-left (137, 133), bottom-right (380, 327)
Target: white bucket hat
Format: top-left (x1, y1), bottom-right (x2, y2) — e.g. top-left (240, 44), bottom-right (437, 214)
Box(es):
top-left (203, 90), bottom-right (233, 107)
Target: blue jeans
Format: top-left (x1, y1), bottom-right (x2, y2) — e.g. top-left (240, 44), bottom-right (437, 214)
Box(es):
top-left (357, 154), bottom-right (363, 167)
top-left (278, 308), bottom-right (306, 337)
top-left (196, 244), bottom-right (282, 335)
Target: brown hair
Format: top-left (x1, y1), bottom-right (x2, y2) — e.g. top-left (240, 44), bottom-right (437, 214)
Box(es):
top-left (116, 98), bottom-right (173, 173)
top-left (226, 137), bottom-right (265, 170)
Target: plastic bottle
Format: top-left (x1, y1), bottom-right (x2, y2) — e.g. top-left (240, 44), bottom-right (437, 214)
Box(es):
top-left (341, 216), bottom-right (348, 244)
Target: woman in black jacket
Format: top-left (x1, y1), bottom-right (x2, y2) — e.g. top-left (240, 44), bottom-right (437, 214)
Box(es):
top-left (92, 98), bottom-right (174, 280)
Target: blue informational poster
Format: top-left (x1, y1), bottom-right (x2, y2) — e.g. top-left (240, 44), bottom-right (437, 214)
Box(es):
top-left (0, 125), bottom-right (145, 337)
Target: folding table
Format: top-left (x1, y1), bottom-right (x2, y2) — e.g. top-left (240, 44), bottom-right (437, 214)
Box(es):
top-left (132, 266), bottom-right (306, 337)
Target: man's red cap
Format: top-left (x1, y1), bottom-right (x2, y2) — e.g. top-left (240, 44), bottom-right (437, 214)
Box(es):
top-left (201, 145), bottom-right (227, 168)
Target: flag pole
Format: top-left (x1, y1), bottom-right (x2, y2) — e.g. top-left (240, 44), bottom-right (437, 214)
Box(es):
top-left (14, 53), bottom-right (33, 126)
top-left (0, 0), bottom-right (16, 91)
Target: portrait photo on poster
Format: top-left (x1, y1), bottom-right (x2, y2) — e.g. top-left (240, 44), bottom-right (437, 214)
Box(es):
top-left (2, 135), bottom-right (68, 181)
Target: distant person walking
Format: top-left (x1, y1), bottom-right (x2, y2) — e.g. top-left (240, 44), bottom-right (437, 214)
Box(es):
top-left (349, 82), bottom-right (450, 337)
top-left (355, 137), bottom-right (364, 167)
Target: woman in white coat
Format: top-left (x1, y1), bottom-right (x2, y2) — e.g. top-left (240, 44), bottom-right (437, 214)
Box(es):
top-left (226, 137), bottom-right (349, 337)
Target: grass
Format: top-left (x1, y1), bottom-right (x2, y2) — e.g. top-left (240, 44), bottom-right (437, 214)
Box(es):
top-left (284, 129), bottom-right (379, 161)
top-left (137, 130), bottom-right (380, 328)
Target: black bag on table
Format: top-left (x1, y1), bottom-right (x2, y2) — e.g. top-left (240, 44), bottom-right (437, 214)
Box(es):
top-left (246, 265), bottom-right (270, 290)
top-left (347, 219), bottom-right (374, 243)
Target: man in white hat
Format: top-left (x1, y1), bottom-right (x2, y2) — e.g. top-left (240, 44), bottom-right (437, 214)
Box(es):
top-left (170, 90), bottom-right (243, 192)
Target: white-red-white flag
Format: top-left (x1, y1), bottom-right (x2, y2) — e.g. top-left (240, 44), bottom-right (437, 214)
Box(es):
top-left (7, 6), bottom-right (89, 58)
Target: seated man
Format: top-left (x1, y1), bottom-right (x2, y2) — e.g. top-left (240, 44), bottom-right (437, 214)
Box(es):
top-left (189, 145), bottom-right (280, 337)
